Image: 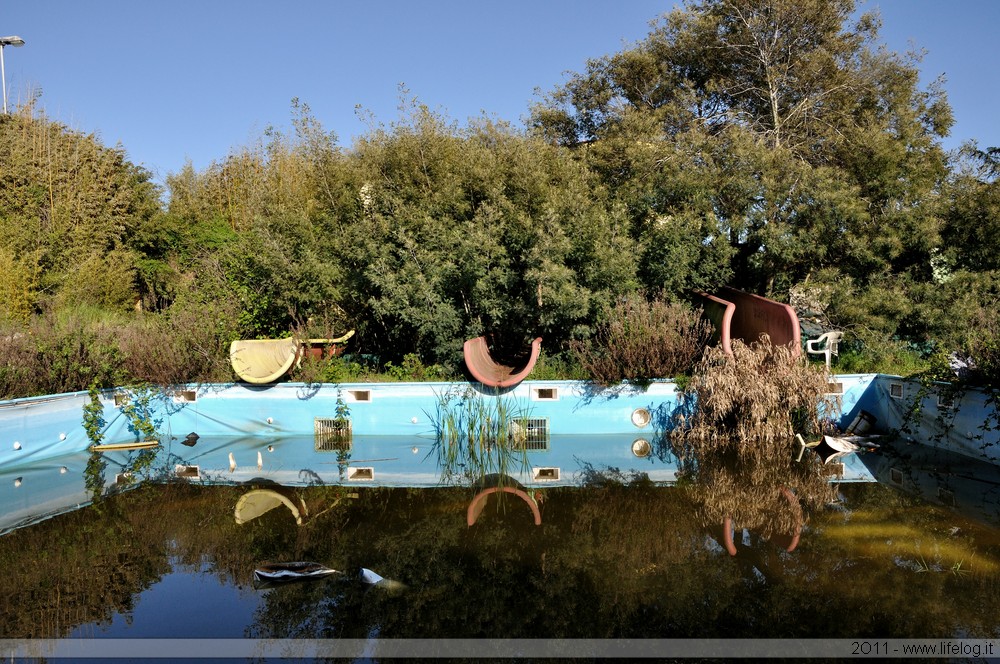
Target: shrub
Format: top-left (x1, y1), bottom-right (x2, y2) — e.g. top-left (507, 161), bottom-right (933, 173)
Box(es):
top-left (384, 353), bottom-right (450, 382)
top-left (571, 294), bottom-right (712, 384)
top-left (965, 305), bottom-right (1000, 386)
top-left (117, 309), bottom-right (236, 387)
top-left (525, 350), bottom-right (588, 381)
top-left (670, 338), bottom-right (838, 538)
top-left (835, 329), bottom-right (933, 376)
top-left (0, 294), bottom-right (240, 400)
top-left (0, 307), bottom-right (128, 398)
top-left (294, 352), bottom-right (460, 385)
top-left (0, 326), bottom-right (40, 399)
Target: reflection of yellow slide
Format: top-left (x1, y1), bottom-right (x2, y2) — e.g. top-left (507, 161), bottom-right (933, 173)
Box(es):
top-left (229, 331), bottom-right (354, 384)
top-left (234, 488), bottom-right (308, 525)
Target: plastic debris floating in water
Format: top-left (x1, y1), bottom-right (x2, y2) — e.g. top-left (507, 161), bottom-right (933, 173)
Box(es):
top-left (359, 567), bottom-right (406, 591)
top-left (253, 561), bottom-right (339, 583)
top-left (359, 567), bottom-right (384, 585)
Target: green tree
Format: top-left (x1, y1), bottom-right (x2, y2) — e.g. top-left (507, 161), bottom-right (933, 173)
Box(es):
top-left (531, 0), bottom-right (953, 336)
top-left (322, 102), bottom-right (637, 366)
top-left (0, 106), bottom-right (164, 313)
top-left (942, 144), bottom-right (1000, 274)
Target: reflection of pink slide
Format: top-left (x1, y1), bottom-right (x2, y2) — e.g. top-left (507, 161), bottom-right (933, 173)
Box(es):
top-left (467, 486), bottom-right (542, 526)
top-left (722, 487), bottom-right (802, 555)
top-left (463, 336), bottom-right (542, 388)
top-left (696, 287), bottom-right (800, 357)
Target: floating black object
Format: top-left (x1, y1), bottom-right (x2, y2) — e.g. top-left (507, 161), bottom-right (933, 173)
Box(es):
top-left (182, 432), bottom-right (200, 447)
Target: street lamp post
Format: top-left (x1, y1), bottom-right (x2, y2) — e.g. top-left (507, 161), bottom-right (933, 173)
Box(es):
top-left (0, 35), bottom-right (25, 114)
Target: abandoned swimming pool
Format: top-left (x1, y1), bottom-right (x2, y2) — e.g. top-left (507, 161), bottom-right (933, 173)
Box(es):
top-left (2, 375), bottom-right (1000, 658)
top-left (4, 372), bottom-right (1000, 529)
top-left (1, 375), bottom-right (879, 525)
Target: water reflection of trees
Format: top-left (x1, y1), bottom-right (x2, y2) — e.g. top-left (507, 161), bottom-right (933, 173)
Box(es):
top-left (0, 489), bottom-right (173, 638)
top-left (3, 481), bottom-right (1000, 640)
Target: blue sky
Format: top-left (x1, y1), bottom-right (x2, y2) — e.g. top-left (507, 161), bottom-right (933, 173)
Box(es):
top-left (2, 1), bottom-right (997, 184)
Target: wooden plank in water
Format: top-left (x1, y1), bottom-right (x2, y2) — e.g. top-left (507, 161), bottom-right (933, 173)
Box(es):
top-left (89, 440), bottom-right (160, 452)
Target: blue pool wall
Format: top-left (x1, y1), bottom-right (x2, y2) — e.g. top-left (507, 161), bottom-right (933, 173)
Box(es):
top-left (2, 375), bottom-right (885, 467)
top-left (5, 372), bottom-right (997, 479)
top-left (5, 373), bottom-right (998, 536)
top-left (861, 375), bottom-right (1000, 464)
top-left (1, 380), bottom-right (679, 463)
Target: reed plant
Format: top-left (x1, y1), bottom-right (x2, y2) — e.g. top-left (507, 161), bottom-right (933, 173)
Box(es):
top-left (430, 386), bottom-right (532, 486)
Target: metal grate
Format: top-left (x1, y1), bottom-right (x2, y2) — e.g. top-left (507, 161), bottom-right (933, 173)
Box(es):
top-left (315, 417), bottom-right (352, 451)
top-left (512, 418), bottom-right (549, 451)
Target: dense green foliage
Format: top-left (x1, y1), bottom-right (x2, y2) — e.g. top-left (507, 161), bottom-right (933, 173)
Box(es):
top-left (1, 0), bottom-right (999, 397)
top-left (530, 0), bottom-right (957, 330)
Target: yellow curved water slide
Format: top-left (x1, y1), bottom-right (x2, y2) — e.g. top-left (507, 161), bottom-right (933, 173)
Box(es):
top-left (228, 331), bottom-right (355, 384)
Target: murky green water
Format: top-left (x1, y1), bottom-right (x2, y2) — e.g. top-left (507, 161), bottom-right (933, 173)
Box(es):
top-left (2, 437), bottom-right (1000, 664)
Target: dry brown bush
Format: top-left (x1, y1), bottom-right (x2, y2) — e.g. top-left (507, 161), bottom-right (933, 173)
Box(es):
top-left (118, 296), bottom-right (240, 386)
top-left (0, 329), bottom-right (40, 399)
top-left (0, 309), bottom-right (126, 398)
top-left (571, 294), bottom-right (713, 384)
top-left (670, 338), bottom-right (838, 538)
top-left (0, 296), bottom-right (239, 399)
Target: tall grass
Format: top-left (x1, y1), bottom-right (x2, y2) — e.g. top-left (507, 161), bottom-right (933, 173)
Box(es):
top-left (430, 386), bottom-right (532, 486)
top-left (0, 300), bottom-right (237, 399)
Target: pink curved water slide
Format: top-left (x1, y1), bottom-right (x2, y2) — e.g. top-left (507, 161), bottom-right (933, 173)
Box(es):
top-left (696, 286), bottom-right (801, 356)
top-left (463, 336), bottom-right (543, 388)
